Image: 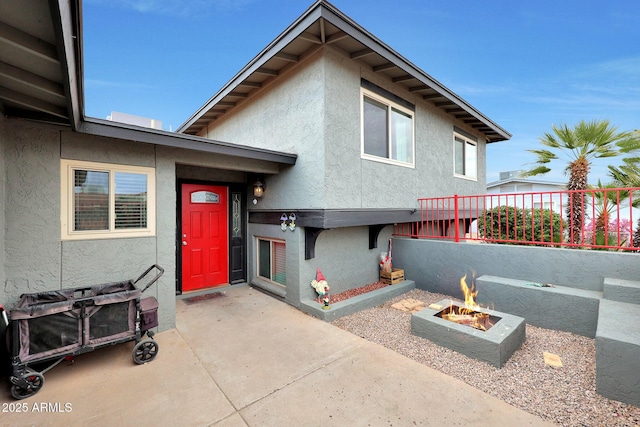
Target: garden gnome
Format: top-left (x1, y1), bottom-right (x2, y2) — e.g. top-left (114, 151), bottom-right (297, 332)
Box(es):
top-left (310, 268), bottom-right (330, 308)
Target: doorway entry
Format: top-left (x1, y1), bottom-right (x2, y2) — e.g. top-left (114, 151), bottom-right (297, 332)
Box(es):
top-left (180, 183), bottom-right (229, 292)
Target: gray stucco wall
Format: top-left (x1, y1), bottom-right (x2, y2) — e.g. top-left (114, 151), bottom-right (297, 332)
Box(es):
top-left (1, 119), bottom-right (286, 331)
top-left (307, 226), bottom-right (394, 297)
top-left (393, 237), bottom-right (639, 298)
top-left (323, 47), bottom-right (488, 209)
top-left (200, 45), bottom-right (493, 306)
top-left (205, 46), bottom-right (488, 212)
top-left (249, 222), bottom-right (393, 308)
top-left (0, 121), bottom-right (169, 325)
top-left (202, 50), bottom-right (325, 210)
top-left (3, 122), bottom-right (62, 304)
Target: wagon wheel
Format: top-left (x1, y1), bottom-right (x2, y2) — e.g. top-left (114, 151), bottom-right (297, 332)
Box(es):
top-left (132, 339), bottom-right (159, 365)
top-left (11, 372), bottom-right (45, 400)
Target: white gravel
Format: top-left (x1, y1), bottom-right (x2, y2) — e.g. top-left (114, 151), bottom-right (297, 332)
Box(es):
top-left (331, 288), bottom-right (640, 427)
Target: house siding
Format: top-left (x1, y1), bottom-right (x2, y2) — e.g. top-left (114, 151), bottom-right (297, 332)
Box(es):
top-left (323, 45), bottom-right (488, 209)
top-left (202, 49), bottom-right (326, 210)
top-left (202, 45), bottom-right (488, 210)
top-left (0, 119), bottom-right (287, 330)
top-left (198, 45), bottom-right (490, 306)
top-left (3, 122), bottom-right (62, 305)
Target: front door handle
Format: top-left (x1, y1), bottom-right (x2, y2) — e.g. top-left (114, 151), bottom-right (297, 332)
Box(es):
top-left (182, 241), bottom-right (188, 246)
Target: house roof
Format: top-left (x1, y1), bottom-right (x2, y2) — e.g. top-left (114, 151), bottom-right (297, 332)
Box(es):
top-left (0, 0), bottom-right (296, 166)
top-left (0, 0), bottom-right (83, 129)
top-left (178, 0), bottom-right (511, 143)
top-left (487, 177), bottom-right (566, 190)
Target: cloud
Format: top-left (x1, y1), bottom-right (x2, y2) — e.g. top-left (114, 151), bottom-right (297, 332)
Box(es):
top-left (589, 56), bottom-right (640, 78)
top-left (518, 55), bottom-right (640, 119)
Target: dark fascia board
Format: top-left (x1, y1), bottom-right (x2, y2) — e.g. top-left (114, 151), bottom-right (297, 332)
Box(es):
top-left (78, 117), bottom-right (297, 165)
top-left (249, 208), bottom-right (418, 228)
top-left (50, 0), bottom-right (84, 131)
top-left (178, 0), bottom-right (511, 143)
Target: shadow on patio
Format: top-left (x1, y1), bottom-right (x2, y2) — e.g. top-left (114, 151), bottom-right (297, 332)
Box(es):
top-left (0, 285), bottom-right (552, 426)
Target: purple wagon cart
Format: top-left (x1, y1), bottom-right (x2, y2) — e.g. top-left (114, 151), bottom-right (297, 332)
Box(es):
top-left (1, 264), bottom-right (163, 399)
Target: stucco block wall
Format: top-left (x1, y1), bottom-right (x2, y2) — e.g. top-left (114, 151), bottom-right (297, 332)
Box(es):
top-left (393, 237), bottom-right (639, 298)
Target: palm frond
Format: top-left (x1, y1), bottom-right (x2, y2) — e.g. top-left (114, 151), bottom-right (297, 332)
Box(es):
top-left (521, 166), bottom-right (551, 177)
top-left (527, 149), bottom-right (557, 163)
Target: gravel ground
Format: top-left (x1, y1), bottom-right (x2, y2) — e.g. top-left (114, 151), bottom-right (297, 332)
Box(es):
top-left (331, 288), bottom-right (640, 427)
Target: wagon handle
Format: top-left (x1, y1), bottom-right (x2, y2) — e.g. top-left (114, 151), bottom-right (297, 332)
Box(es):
top-left (134, 264), bottom-right (164, 293)
top-left (0, 304), bottom-right (8, 328)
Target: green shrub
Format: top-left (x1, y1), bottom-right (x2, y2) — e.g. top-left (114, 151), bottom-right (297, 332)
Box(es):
top-left (477, 206), bottom-right (565, 244)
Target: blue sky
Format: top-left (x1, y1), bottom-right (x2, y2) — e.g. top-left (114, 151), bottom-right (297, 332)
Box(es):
top-left (83, 0), bottom-right (640, 185)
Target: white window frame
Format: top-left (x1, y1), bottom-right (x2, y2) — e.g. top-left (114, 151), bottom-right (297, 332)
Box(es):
top-left (361, 88), bottom-right (415, 168)
top-left (256, 237), bottom-right (286, 286)
top-left (61, 159), bottom-right (156, 240)
top-left (453, 132), bottom-right (478, 180)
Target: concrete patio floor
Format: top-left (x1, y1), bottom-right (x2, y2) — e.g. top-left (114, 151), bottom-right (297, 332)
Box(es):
top-left (0, 285), bottom-right (554, 426)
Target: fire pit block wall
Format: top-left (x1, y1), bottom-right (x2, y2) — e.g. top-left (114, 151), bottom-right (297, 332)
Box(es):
top-left (475, 275), bottom-right (601, 338)
top-left (411, 299), bottom-right (526, 368)
top-left (595, 299), bottom-right (640, 408)
top-left (603, 278), bottom-right (640, 305)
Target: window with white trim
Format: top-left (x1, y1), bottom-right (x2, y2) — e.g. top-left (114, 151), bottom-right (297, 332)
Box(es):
top-left (257, 238), bottom-right (286, 286)
top-left (361, 88), bottom-right (415, 166)
top-left (61, 160), bottom-right (156, 240)
top-left (454, 132), bottom-right (477, 180)
top-left (533, 202), bottom-right (552, 210)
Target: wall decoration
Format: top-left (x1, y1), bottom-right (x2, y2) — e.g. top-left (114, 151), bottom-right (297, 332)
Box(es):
top-left (288, 213), bottom-right (296, 231)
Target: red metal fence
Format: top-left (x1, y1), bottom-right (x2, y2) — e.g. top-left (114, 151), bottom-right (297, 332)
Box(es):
top-left (394, 187), bottom-right (640, 251)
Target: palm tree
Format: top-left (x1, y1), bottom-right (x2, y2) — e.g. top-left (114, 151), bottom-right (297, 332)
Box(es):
top-left (609, 152), bottom-right (640, 249)
top-left (524, 120), bottom-right (639, 245)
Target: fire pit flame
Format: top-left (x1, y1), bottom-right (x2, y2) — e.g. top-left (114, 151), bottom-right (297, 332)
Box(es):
top-left (440, 274), bottom-right (494, 331)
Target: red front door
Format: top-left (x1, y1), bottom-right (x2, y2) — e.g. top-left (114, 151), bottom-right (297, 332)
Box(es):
top-left (181, 184), bottom-right (229, 292)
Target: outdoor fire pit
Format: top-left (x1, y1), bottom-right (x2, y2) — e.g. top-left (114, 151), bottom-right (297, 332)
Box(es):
top-left (411, 276), bottom-right (526, 368)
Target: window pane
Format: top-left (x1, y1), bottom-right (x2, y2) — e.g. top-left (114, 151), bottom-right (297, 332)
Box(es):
top-left (391, 108), bottom-right (413, 163)
top-left (232, 193), bottom-right (242, 238)
top-left (258, 239), bottom-right (271, 279)
top-left (74, 170), bottom-right (109, 231)
top-left (114, 172), bottom-right (147, 229)
top-left (363, 97), bottom-right (388, 158)
top-left (272, 241), bottom-right (286, 285)
top-left (454, 137), bottom-right (465, 175)
top-left (465, 141), bottom-right (477, 178)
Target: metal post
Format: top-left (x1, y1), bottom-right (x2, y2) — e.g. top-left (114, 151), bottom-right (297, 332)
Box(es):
top-left (454, 194), bottom-right (460, 243)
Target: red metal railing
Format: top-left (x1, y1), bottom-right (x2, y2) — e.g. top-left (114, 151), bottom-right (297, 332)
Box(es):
top-left (394, 187), bottom-right (640, 251)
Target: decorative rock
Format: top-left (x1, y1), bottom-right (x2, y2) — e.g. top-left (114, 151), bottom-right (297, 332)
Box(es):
top-left (543, 352), bottom-right (563, 368)
top-left (391, 299), bottom-right (425, 313)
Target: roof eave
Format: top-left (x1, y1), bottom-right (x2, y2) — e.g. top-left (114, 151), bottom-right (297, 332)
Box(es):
top-left (80, 117), bottom-right (297, 165)
top-left (50, 0), bottom-right (84, 130)
top-left (177, 0), bottom-right (511, 143)
top-left (177, 2), bottom-right (325, 133)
